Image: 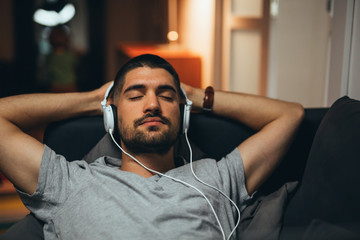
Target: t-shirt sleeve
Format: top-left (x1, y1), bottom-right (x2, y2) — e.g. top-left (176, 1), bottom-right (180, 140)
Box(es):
top-left (16, 145), bottom-right (84, 221)
top-left (217, 148), bottom-right (254, 211)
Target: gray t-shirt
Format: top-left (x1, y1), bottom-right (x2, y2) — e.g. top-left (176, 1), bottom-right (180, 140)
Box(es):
top-left (18, 145), bottom-right (252, 240)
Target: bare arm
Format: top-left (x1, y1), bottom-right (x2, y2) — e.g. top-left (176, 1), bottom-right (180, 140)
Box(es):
top-left (182, 84), bottom-right (304, 195)
top-left (0, 83), bottom-right (111, 195)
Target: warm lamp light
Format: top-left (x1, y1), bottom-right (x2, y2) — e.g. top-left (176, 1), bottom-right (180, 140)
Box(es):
top-left (167, 31), bottom-right (179, 42)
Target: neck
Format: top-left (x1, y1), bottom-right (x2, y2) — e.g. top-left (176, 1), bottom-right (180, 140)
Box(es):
top-left (120, 147), bottom-right (176, 178)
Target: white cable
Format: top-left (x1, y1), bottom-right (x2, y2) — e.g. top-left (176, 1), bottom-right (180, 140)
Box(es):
top-left (184, 129), bottom-right (241, 240)
top-left (109, 131), bottom-right (227, 240)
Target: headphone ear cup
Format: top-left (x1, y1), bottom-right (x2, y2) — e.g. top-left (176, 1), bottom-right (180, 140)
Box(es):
top-left (103, 104), bottom-right (117, 133)
top-left (183, 103), bottom-right (191, 133)
top-left (180, 87), bottom-right (192, 133)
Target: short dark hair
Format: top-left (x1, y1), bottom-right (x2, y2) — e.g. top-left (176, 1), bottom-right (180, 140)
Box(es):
top-left (112, 54), bottom-right (181, 101)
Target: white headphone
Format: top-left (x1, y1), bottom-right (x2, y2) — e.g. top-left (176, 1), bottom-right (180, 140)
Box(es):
top-left (101, 82), bottom-right (116, 134)
top-left (180, 87), bottom-right (193, 133)
top-left (100, 81), bottom-right (193, 134)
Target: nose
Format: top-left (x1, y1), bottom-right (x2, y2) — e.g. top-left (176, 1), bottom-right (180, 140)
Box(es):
top-left (144, 92), bottom-right (161, 114)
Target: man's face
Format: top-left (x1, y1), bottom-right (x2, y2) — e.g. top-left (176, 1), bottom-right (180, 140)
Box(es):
top-left (115, 67), bottom-right (181, 155)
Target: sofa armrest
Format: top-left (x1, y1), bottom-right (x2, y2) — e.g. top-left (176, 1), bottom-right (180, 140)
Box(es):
top-left (261, 108), bottom-right (329, 194)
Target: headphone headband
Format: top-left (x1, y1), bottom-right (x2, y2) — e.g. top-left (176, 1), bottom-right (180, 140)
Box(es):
top-left (180, 88), bottom-right (193, 106)
top-left (101, 82), bottom-right (114, 112)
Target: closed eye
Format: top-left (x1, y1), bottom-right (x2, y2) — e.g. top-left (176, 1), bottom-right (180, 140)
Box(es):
top-left (160, 95), bottom-right (174, 101)
top-left (158, 88), bottom-right (176, 102)
top-left (129, 95), bottom-right (143, 100)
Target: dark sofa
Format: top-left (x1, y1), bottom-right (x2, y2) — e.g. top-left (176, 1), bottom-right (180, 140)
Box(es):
top-left (42, 107), bottom-right (328, 196)
top-left (1, 96), bottom-right (360, 240)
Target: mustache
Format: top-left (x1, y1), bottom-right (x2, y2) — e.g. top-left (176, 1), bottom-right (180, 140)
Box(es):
top-left (134, 113), bottom-right (171, 127)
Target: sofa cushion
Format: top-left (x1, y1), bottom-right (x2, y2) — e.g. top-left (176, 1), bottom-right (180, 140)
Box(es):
top-left (282, 96), bottom-right (360, 236)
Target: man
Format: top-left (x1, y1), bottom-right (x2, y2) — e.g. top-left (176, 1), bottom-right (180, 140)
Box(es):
top-left (0, 54), bottom-right (304, 239)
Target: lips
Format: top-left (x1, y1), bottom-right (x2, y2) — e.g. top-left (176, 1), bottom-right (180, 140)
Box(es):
top-left (134, 114), bottom-right (170, 128)
top-left (140, 117), bottom-right (165, 126)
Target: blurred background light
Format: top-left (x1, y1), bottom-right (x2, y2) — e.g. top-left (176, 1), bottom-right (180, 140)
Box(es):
top-left (167, 31), bottom-right (179, 42)
top-left (33, 1), bottom-right (75, 27)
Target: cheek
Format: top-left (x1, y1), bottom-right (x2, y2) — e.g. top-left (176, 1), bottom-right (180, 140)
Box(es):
top-left (171, 108), bottom-right (181, 128)
top-left (117, 109), bottom-right (134, 129)
top-left (117, 102), bottom-right (138, 121)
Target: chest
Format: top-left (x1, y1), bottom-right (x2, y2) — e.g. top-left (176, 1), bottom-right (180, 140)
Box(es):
top-left (50, 171), bottom-right (227, 239)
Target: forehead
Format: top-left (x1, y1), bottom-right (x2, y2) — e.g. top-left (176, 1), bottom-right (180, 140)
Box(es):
top-left (122, 67), bottom-right (177, 92)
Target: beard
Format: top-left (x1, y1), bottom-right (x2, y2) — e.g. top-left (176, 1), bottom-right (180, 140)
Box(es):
top-left (118, 113), bottom-right (180, 155)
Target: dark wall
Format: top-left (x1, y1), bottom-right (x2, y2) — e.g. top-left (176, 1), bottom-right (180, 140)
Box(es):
top-left (77, 0), bottom-right (106, 92)
top-left (1, 0), bottom-right (37, 97)
top-left (105, 0), bottom-right (169, 82)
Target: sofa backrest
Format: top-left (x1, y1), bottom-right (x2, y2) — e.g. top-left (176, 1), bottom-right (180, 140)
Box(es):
top-left (44, 108), bottom-right (329, 193)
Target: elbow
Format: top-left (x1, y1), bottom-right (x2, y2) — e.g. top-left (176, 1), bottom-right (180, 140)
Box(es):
top-left (289, 102), bottom-right (305, 126)
top-left (295, 102), bottom-right (305, 119)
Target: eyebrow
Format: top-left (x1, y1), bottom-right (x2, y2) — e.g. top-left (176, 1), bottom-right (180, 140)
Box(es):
top-left (123, 84), bottom-right (177, 94)
top-left (123, 84), bottom-right (146, 94)
top-left (158, 85), bottom-right (177, 94)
